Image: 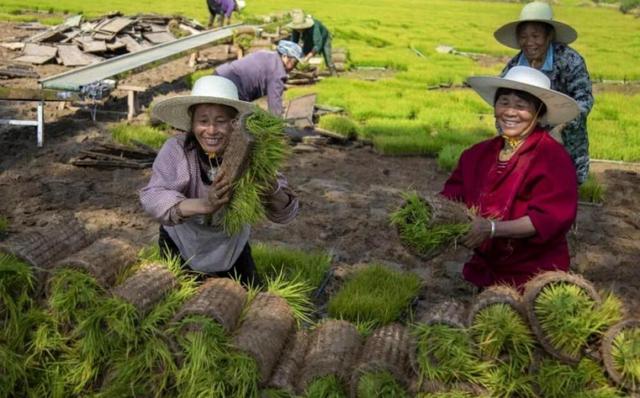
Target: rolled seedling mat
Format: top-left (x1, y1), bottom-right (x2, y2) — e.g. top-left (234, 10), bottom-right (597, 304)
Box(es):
top-left (172, 277), bottom-right (247, 333)
top-left (219, 112), bottom-right (255, 189)
top-left (297, 319), bottom-right (363, 393)
top-left (111, 263), bottom-right (178, 316)
top-left (601, 319), bottom-right (640, 393)
top-left (233, 292), bottom-right (295, 383)
top-left (267, 329), bottom-right (309, 392)
top-left (349, 323), bottom-right (415, 397)
top-left (393, 192), bottom-right (471, 260)
top-left (468, 284), bottom-right (525, 326)
top-left (523, 271), bottom-right (601, 364)
top-left (420, 299), bottom-right (468, 329)
top-left (52, 237), bottom-right (137, 289)
top-left (0, 218), bottom-right (91, 273)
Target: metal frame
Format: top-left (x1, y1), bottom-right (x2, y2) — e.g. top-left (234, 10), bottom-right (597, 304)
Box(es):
top-left (0, 101), bottom-right (45, 146)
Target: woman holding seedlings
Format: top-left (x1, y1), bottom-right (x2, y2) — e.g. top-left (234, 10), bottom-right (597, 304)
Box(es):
top-left (495, 1), bottom-right (593, 185)
top-left (441, 66), bottom-right (579, 288)
top-left (140, 75), bottom-right (298, 286)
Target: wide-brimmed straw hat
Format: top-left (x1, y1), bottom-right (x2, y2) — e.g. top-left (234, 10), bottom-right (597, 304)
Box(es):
top-left (152, 76), bottom-right (253, 132)
top-left (494, 1), bottom-right (577, 50)
top-left (466, 66), bottom-right (579, 125)
top-left (287, 9), bottom-right (314, 30)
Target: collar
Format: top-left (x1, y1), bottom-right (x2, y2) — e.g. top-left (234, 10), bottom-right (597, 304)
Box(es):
top-left (517, 42), bottom-right (554, 72)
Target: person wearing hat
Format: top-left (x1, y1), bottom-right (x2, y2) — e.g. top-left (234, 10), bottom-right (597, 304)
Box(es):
top-left (214, 40), bottom-right (302, 117)
top-left (495, 1), bottom-right (593, 185)
top-left (288, 9), bottom-right (336, 76)
top-left (440, 66), bottom-right (580, 289)
top-left (140, 75), bottom-right (299, 286)
top-left (207, 0), bottom-right (239, 29)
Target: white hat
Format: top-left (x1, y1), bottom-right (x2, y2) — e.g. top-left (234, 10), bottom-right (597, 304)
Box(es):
top-left (287, 9), bottom-right (314, 30)
top-left (152, 76), bottom-right (253, 132)
top-left (236, 0), bottom-right (246, 10)
top-left (494, 2), bottom-right (577, 50)
top-left (466, 66), bottom-right (579, 125)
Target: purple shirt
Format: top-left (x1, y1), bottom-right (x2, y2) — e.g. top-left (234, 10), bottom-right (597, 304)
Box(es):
top-left (215, 51), bottom-right (287, 117)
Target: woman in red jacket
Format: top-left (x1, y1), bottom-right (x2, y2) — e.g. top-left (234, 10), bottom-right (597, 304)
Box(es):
top-left (441, 66), bottom-right (580, 288)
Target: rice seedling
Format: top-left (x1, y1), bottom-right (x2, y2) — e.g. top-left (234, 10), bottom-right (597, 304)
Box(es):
top-left (223, 109), bottom-right (289, 234)
top-left (265, 271), bottom-right (314, 327)
top-left (318, 115), bottom-right (360, 140)
top-left (304, 375), bottom-right (348, 398)
top-left (533, 284), bottom-right (623, 360)
top-left (0, 343), bottom-right (26, 398)
top-left (536, 357), bottom-right (620, 398)
top-left (609, 324), bottom-right (640, 392)
top-left (416, 393), bottom-right (475, 398)
top-left (483, 361), bottom-right (537, 398)
top-left (356, 370), bottom-right (409, 398)
top-left (46, 268), bottom-right (104, 327)
top-left (579, 173), bottom-right (605, 204)
top-left (109, 122), bottom-right (169, 149)
top-left (261, 388), bottom-right (296, 398)
top-left (390, 191), bottom-right (470, 259)
top-left (0, 253), bottom-right (34, 330)
top-left (469, 303), bottom-right (535, 369)
top-left (437, 144), bottom-right (467, 172)
top-left (252, 242), bottom-right (332, 293)
top-left (327, 264), bottom-right (421, 326)
top-left (414, 323), bottom-right (487, 385)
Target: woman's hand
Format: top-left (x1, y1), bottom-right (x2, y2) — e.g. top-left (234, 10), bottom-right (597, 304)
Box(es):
top-left (208, 169), bottom-right (232, 211)
top-left (462, 216), bottom-right (493, 249)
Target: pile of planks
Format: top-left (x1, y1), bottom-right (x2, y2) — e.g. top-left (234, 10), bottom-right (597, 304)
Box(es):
top-left (2, 13), bottom-right (205, 68)
top-left (70, 141), bottom-right (157, 169)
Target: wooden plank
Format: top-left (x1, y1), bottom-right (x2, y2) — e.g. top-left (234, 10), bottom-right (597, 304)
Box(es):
top-left (23, 43), bottom-right (57, 57)
top-left (0, 42), bottom-right (24, 51)
top-left (106, 40), bottom-right (127, 52)
top-left (98, 17), bottom-right (133, 34)
top-left (70, 158), bottom-right (148, 169)
top-left (27, 25), bottom-right (69, 43)
top-left (0, 66), bottom-right (39, 79)
top-left (285, 93), bottom-right (317, 128)
top-left (118, 35), bottom-right (146, 53)
top-left (75, 37), bottom-right (107, 53)
top-left (0, 87), bottom-right (80, 101)
top-left (143, 31), bottom-right (175, 44)
top-left (57, 45), bottom-right (101, 67)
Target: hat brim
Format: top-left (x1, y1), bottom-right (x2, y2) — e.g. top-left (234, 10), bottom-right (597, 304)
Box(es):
top-left (494, 19), bottom-right (577, 49)
top-left (152, 95), bottom-right (254, 132)
top-left (287, 17), bottom-right (314, 30)
top-left (466, 75), bottom-right (580, 125)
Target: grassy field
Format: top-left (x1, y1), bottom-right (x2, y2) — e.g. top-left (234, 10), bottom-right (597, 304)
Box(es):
top-left (2, 0), bottom-right (639, 161)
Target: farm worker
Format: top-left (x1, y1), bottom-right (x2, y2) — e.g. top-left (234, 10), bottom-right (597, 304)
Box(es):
top-left (140, 76), bottom-right (298, 286)
top-left (207, 0), bottom-right (240, 29)
top-left (287, 9), bottom-right (337, 76)
top-left (213, 40), bottom-right (302, 117)
top-left (495, 1), bottom-right (593, 185)
top-left (440, 66), bottom-right (579, 289)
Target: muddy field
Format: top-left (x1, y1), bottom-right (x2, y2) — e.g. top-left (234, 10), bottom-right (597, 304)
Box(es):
top-left (1, 21), bottom-right (639, 319)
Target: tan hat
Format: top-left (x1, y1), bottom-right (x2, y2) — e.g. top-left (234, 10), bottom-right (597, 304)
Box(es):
top-left (467, 66), bottom-right (579, 125)
top-left (287, 9), bottom-right (314, 30)
top-left (152, 76), bottom-right (253, 132)
top-left (494, 2), bottom-right (577, 50)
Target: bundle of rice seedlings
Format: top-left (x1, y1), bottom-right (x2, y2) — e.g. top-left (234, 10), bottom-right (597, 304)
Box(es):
top-left (265, 271), bottom-right (314, 327)
top-left (535, 357), bottom-right (621, 398)
top-left (327, 264), bottom-right (421, 327)
top-left (350, 323), bottom-right (414, 397)
top-left (415, 392), bottom-right (476, 398)
top-left (390, 191), bottom-right (471, 260)
top-left (261, 388), bottom-right (297, 398)
top-left (468, 286), bottom-right (535, 370)
top-left (267, 330), bottom-right (309, 393)
top-left (0, 253), bottom-right (34, 330)
top-left (414, 301), bottom-right (487, 387)
top-left (223, 109), bottom-right (289, 234)
top-left (482, 361), bottom-right (537, 398)
top-left (601, 319), bottom-right (640, 394)
top-left (297, 320), bottom-right (362, 393)
top-left (318, 115), bottom-right (360, 140)
top-left (304, 375), bottom-right (348, 398)
top-left (524, 271), bottom-right (624, 363)
top-left (233, 292), bottom-right (295, 383)
top-left (252, 242), bottom-right (332, 294)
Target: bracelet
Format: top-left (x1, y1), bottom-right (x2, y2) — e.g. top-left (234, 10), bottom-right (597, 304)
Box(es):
top-left (489, 220), bottom-right (496, 239)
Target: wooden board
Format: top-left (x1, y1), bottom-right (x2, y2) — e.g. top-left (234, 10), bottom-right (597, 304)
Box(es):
top-left (118, 35), bottom-right (147, 53)
top-left (96, 17), bottom-right (133, 34)
top-left (13, 43), bottom-right (57, 65)
top-left (285, 93), bottom-right (317, 128)
top-left (143, 31), bottom-right (175, 44)
top-left (76, 37), bottom-right (107, 53)
top-left (0, 87), bottom-right (80, 101)
top-left (57, 44), bottom-right (101, 66)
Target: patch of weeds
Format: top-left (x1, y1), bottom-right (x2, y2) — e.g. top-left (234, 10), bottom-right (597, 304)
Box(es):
top-left (579, 173), bottom-right (605, 204)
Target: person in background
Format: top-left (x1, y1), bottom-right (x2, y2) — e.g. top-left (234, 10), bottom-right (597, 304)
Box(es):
top-left (207, 0), bottom-right (238, 29)
top-left (140, 76), bottom-right (298, 286)
top-left (495, 1), bottom-right (593, 184)
top-left (288, 9), bottom-right (336, 76)
top-left (214, 40), bottom-right (302, 117)
top-left (440, 66), bottom-right (580, 289)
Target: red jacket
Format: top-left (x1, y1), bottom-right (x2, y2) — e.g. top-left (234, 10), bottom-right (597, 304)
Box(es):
top-left (441, 128), bottom-right (578, 288)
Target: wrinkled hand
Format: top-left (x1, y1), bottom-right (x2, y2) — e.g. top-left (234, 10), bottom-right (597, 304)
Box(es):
top-left (207, 169), bottom-right (232, 212)
top-left (462, 216), bottom-right (493, 249)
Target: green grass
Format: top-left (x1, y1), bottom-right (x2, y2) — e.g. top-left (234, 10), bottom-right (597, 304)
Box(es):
top-left (318, 115), bottom-right (360, 140)
top-left (534, 284), bottom-right (624, 359)
top-left (611, 326), bottom-right (640, 392)
top-left (109, 123), bottom-right (169, 149)
top-left (252, 242), bottom-right (332, 293)
top-left (483, 362), bottom-right (537, 398)
top-left (304, 375), bottom-right (347, 398)
top-left (356, 370), bottom-right (409, 398)
top-left (327, 264), bottom-right (421, 327)
top-left (579, 173), bottom-right (605, 203)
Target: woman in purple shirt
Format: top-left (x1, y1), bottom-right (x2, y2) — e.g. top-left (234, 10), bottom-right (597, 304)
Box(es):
top-left (207, 0), bottom-right (237, 29)
top-left (141, 76), bottom-right (298, 286)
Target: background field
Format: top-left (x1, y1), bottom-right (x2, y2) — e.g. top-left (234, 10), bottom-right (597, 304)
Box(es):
top-left (2, 0), bottom-right (639, 160)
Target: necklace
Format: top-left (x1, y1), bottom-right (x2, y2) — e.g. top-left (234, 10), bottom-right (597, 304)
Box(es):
top-left (501, 136), bottom-right (525, 154)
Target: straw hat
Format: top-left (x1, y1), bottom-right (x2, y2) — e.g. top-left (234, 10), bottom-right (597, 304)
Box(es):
top-left (287, 9), bottom-right (314, 30)
top-left (494, 2), bottom-right (577, 50)
top-left (466, 66), bottom-right (579, 125)
top-left (152, 76), bottom-right (253, 132)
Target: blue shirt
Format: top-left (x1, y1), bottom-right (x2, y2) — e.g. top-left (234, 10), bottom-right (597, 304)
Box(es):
top-left (517, 43), bottom-right (554, 72)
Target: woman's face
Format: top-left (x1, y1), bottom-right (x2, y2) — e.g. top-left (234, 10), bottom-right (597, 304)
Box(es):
top-left (494, 93), bottom-right (538, 138)
top-left (517, 22), bottom-right (552, 64)
top-left (191, 103), bottom-right (236, 156)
